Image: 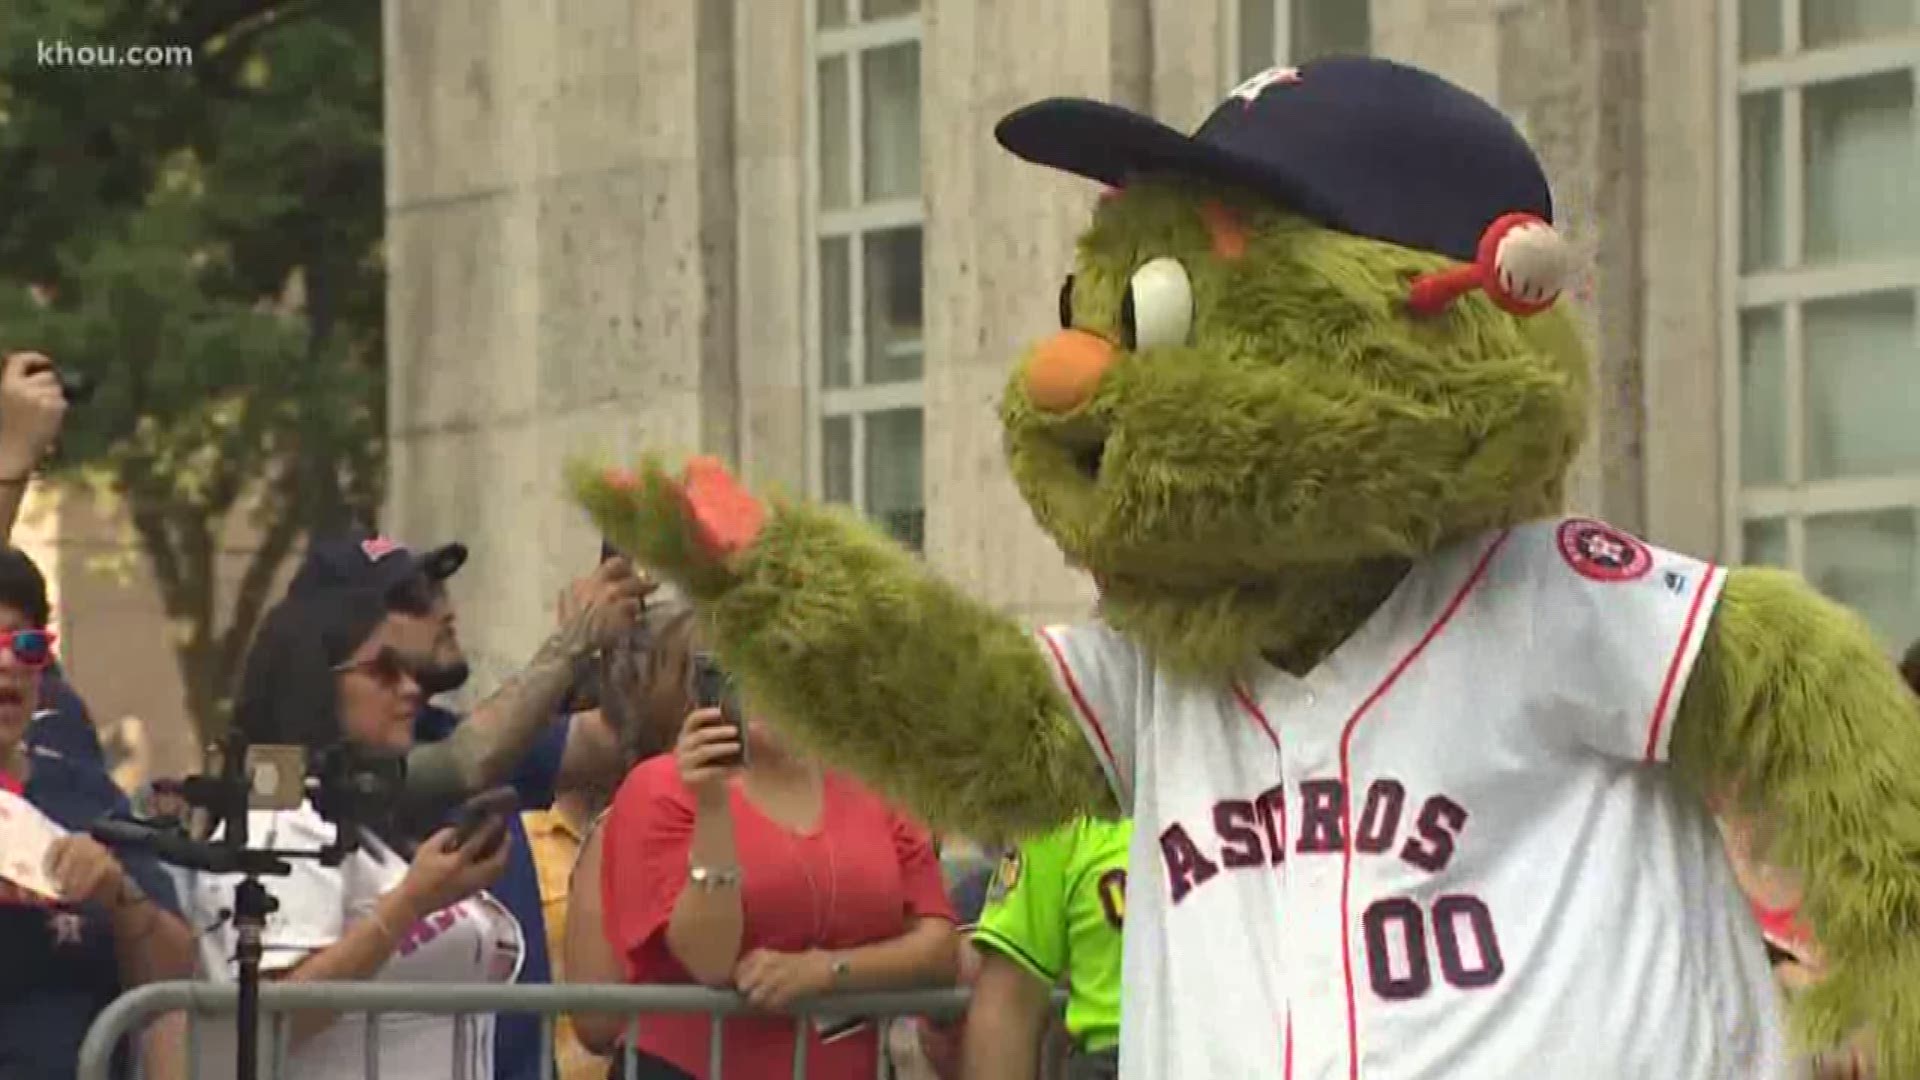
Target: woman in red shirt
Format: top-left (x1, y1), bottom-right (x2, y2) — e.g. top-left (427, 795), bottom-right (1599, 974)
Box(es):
top-left (597, 623), bottom-right (958, 1079)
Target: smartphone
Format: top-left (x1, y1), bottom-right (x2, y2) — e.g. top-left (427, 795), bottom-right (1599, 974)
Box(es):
top-left (445, 787), bottom-right (518, 859)
top-left (689, 653), bottom-right (747, 768)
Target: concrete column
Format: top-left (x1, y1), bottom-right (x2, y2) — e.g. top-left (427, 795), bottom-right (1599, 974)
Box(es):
top-left (922, 0), bottom-right (1155, 627)
top-left (734, 2), bottom-right (810, 494)
top-left (384, 0), bottom-right (737, 694)
top-left (1640, 0), bottom-right (1726, 557)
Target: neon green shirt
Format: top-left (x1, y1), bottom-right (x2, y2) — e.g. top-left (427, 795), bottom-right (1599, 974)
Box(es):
top-left (971, 817), bottom-right (1132, 1052)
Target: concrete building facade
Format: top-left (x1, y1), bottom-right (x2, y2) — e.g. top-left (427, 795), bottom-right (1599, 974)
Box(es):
top-left (381, 0), bottom-right (1920, 701)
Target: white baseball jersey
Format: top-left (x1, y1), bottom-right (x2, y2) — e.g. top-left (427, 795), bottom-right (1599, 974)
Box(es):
top-left (1037, 517), bottom-right (1791, 1080)
top-left (183, 802), bottom-right (525, 1080)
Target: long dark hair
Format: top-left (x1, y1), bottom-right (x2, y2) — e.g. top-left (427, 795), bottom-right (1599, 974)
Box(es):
top-left (235, 588), bottom-right (392, 754)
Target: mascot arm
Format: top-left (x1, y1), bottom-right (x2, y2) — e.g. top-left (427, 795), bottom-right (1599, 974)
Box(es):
top-left (569, 454), bottom-right (1117, 844)
top-left (1669, 566), bottom-right (1920, 1073)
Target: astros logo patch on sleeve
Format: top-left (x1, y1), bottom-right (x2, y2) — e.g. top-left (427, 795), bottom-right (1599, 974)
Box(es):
top-left (986, 849), bottom-right (1022, 904)
top-left (1556, 518), bottom-right (1653, 582)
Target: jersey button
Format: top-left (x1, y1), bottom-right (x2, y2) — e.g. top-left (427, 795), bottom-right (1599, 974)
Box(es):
top-left (1303, 690), bottom-right (1317, 707)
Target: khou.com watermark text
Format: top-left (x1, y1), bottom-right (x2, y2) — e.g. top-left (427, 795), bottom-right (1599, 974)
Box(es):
top-left (37, 40), bottom-right (195, 68)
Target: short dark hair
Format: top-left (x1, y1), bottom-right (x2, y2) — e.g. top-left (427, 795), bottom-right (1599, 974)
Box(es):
top-left (0, 547), bottom-right (51, 627)
top-left (1902, 638), bottom-right (1920, 697)
top-left (234, 588), bottom-right (391, 754)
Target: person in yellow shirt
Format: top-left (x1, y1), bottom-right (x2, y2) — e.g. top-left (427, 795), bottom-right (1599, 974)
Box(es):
top-left (524, 786), bottom-right (600, 1080)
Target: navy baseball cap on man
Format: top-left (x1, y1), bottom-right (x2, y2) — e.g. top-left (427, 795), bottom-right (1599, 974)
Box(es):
top-left (288, 530), bottom-right (467, 601)
top-left (993, 56), bottom-right (1553, 265)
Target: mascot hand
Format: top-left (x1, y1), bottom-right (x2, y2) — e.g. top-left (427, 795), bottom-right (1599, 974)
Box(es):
top-left (566, 453), bottom-right (766, 598)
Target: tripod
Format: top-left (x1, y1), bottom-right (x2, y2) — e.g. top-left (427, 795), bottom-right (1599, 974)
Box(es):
top-left (90, 731), bottom-right (370, 1080)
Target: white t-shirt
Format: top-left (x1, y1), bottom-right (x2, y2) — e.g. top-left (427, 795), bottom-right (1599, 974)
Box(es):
top-left (1038, 517), bottom-right (1789, 1079)
top-left (183, 803), bottom-right (525, 1080)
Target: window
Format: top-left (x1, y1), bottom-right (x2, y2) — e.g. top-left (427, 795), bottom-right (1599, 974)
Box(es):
top-left (1230, 0), bottom-right (1371, 83)
top-left (809, 0), bottom-right (926, 550)
top-left (1724, 0), bottom-right (1920, 650)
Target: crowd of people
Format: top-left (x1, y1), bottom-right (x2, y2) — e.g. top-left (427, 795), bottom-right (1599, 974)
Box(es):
top-left (0, 328), bottom-right (1914, 1080)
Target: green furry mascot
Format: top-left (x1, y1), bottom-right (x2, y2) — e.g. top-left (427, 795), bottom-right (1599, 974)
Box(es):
top-left (572, 57), bottom-right (1920, 1078)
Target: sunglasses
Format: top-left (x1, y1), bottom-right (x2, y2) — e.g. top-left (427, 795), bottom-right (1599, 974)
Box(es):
top-left (333, 648), bottom-right (414, 688)
top-left (0, 628), bottom-right (55, 669)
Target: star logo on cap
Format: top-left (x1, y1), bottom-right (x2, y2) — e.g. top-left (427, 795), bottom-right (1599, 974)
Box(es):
top-left (48, 910), bottom-right (84, 946)
top-left (1229, 66), bottom-right (1302, 106)
top-left (359, 536), bottom-right (403, 563)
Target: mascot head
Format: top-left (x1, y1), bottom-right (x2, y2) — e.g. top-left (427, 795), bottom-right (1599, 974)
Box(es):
top-left (996, 57), bottom-right (1591, 676)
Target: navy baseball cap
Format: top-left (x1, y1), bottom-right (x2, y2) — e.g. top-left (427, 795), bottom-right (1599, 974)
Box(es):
top-left (288, 530), bottom-right (467, 600)
top-left (993, 56), bottom-right (1552, 265)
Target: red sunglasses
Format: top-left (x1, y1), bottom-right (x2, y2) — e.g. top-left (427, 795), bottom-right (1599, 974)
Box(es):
top-left (0, 628), bottom-right (56, 669)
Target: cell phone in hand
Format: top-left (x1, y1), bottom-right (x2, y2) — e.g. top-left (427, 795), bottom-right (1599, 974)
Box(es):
top-left (445, 787), bottom-right (518, 860)
top-left (689, 653), bottom-right (747, 769)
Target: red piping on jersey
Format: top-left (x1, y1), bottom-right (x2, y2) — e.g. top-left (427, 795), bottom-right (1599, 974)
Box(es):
top-left (1335, 529), bottom-right (1510, 1080)
top-left (1644, 564), bottom-right (1721, 761)
top-left (1232, 682), bottom-right (1280, 751)
top-left (1234, 683), bottom-right (1293, 1071)
top-left (1286, 1012), bottom-right (1295, 1080)
top-left (1036, 628), bottom-right (1124, 794)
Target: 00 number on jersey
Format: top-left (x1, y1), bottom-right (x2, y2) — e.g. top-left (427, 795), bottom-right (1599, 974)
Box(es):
top-left (1363, 894), bottom-right (1505, 1000)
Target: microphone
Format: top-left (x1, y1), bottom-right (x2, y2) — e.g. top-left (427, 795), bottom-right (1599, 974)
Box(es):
top-left (89, 817), bottom-right (236, 874)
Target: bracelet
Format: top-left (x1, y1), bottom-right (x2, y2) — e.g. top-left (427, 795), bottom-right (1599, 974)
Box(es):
top-left (0, 473), bottom-right (30, 486)
top-left (688, 865), bottom-right (741, 890)
top-left (365, 907), bottom-right (400, 945)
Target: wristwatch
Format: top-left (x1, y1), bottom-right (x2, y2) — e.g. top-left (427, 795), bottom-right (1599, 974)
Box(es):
top-left (828, 954), bottom-right (852, 987)
top-left (688, 865), bottom-right (741, 890)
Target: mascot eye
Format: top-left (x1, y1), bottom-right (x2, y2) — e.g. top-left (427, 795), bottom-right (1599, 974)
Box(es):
top-left (1058, 274), bottom-right (1076, 329)
top-left (1123, 258), bottom-right (1193, 352)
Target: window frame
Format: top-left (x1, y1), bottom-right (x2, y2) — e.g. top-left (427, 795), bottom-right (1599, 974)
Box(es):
top-left (802, 0), bottom-right (927, 541)
top-left (1716, 0), bottom-right (1920, 578)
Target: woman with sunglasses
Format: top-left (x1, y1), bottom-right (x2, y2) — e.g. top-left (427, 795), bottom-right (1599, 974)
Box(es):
top-left (0, 545), bottom-right (196, 1080)
top-left (184, 587), bottom-right (523, 1080)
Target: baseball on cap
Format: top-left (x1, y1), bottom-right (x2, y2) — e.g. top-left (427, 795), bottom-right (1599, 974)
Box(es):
top-left (994, 56), bottom-right (1573, 316)
top-left (288, 529), bottom-right (468, 599)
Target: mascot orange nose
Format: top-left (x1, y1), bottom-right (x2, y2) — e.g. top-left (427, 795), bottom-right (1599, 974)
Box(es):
top-left (1023, 330), bottom-right (1115, 414)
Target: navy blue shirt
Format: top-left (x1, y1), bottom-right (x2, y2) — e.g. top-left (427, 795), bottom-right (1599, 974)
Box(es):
top-left (26, 671), bottom-right (104, 767)
top-left (0, 746), bottom-right (185, 1080)
top-left (414, 704), bottom-right (569, 1080)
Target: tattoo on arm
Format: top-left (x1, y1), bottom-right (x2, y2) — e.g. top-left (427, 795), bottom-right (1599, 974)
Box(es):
top-left (442, 613), bottom-right (600, 790)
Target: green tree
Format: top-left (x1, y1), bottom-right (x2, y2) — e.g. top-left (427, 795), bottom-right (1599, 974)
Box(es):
top-left (0, 0), bottom-right (386, 737)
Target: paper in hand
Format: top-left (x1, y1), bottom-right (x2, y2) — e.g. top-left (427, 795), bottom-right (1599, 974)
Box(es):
top-left (0, 788), bottom-right (67, 899)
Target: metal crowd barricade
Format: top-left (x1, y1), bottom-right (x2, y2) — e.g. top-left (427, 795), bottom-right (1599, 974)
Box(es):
top-left (77, 981), bottom-right (1026, 1080)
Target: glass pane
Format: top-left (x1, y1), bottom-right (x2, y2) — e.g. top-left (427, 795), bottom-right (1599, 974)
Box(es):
top-left (1742, 518), bottom-right (1789, 567)
top-left (1804, 72), bottom-right (1917, 264)
top-left (1739, 0), bottom-right (1783, 59)
top-left (1239, 0), bottom-right (1278, 80)
top-left (1739, 307), bottom-right (1787, 486)
top-left (1740, 93), bottom-right (1784, 272)
top-left (817, 57), bottom-right (851, 211)
top-left (861, 43), bottom-right (921, 202)
top-left (818, 0), bottom-right (848, 28)
top-left (864, 227), bottom-right (923, 384)
top-left (1295, 0), bottom-right (1370, 60)
top-left (1803, 0), bottom-right (1913, 49)
top-left (820, 237), bottom-right (852, 389)
top-left (865, 409), bottom-right (925, 549)
top-left (823, 416), bottom-right (853, 503)
top-left (1804, 290), bottom-right (1920, 479)
top-left (862, 0), bottom-right (919, 18)
top-left (1806, 508), bottom-right (1920, 650)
